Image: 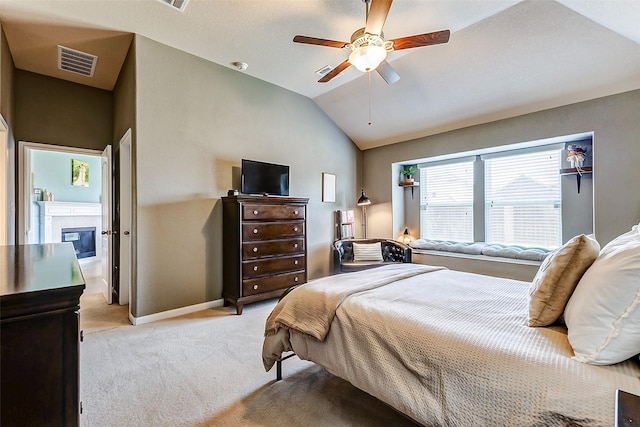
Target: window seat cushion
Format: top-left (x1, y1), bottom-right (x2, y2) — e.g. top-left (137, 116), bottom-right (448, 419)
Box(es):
top-left (410, 239), bottom-right (551, 262)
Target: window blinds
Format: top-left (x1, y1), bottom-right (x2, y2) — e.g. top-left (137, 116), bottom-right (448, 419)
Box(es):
top-left (420, 160), bottom-right (474, 242)
top-left (484, 149), bottom-right (561, 248)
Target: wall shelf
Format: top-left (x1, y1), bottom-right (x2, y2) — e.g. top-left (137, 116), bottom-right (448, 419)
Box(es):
top-left (559, 166), bottom-right (592, 193)
top-left (560, 166), bottom-right (592, 175)
top-left (399, 181), bottom-right (419, 198)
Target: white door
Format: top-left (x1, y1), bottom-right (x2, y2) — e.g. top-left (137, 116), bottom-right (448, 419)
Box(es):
top-left (101, 145), bottom-right (113, 304)
top-left (118, 130), bottom-right (132, 307)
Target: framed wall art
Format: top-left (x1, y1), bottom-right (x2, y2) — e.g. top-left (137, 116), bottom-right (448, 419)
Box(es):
top-left (71, 159), bottom-right (90, 187)
top-left (322, 172), bottom-right (336, 203)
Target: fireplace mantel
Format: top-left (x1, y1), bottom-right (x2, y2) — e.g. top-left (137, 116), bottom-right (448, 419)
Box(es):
top-left (38, 201), bottom-right (101, 218)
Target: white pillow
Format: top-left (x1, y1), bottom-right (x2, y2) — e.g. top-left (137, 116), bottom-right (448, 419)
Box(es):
top-left (352, 242), bottom-right (383, 262)
top-left (564, 224), bottom-right (640, 365)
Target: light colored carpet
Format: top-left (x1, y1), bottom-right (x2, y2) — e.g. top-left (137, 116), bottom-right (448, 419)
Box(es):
top-left (79, 298), bottom-right (414, 427)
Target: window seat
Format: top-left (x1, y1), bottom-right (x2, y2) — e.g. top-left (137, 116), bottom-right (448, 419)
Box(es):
top-left (409, 239), bottom-right (551, 282)
top-left (409, 239), bottom-right (551, 262)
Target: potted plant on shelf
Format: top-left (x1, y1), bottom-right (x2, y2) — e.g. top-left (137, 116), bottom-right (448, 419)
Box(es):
top-left (401, 166), bottom-right (415, 183)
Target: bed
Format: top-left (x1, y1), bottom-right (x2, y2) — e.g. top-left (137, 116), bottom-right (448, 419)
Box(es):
top-left (262, 226), bottom-right (640, 426)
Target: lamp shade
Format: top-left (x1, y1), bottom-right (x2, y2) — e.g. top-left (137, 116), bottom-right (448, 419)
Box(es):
top-left (349, 45), bottom-right (387, 72)
top-left (357, 189), bottom-right (372, 206)
top-left (402, 227), bottom-right (411, 244)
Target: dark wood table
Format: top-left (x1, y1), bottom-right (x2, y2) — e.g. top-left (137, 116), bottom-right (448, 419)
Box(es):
top-left (617, 389), bottom-right (640, 427)
top-left (1, 243), bottom-right (85, 427)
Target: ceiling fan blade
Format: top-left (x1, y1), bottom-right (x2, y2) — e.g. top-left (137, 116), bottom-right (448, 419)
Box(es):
top-left (318, 59), bottom-right (352, 83)
top-left (376, 60), bottom-right (400, 85)
top-left (293, 35), bottom-right (348, 49)
top-left (390, 30), bottom-right (450, 51)
top-left (365, 0), bottom-right (392, 36)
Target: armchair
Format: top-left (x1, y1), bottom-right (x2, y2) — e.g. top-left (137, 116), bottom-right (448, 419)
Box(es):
top-left (333, 238), bottom-right (412, 274)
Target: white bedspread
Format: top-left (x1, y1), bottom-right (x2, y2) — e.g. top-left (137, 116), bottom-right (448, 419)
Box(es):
top-left (264, 266), bottom-right (640, 426)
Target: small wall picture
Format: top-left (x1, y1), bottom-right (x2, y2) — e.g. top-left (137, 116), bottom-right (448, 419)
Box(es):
top-left (72, 159), bottom-right (90, 187)
top-left (322, 172), bottom-right (336, 203)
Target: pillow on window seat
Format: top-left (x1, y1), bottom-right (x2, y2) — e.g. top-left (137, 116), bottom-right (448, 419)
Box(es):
top-left (528, 234), bottom-right (599, 327)
top-left (564, 224), bottom-right (640, 365)
top-left (352, 242), bottom-right (383, 262)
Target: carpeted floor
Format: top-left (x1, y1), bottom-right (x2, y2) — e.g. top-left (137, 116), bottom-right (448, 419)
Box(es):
top-left (79, 296), bottom-right (414, 427)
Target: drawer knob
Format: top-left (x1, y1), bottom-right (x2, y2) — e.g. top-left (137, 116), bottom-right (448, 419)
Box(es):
top-left (294, 243), bottom-right (298, 248)
top-left (293, 227), bottom-right (299, 232)
top-left (253, 266), bottom-right (258, 271)
top-left (294, 277), bottom-right (299, 282)
top-left (294, 260), bottom-right (299, 265)
top-left (253, 228), bottom-right (258, 234)
top-left (253, 284), bottom-right (258, 290)
top-left (294, 210), bottom-right (299, 215)
top-left (253, 210), bottom-right (259, 215)
top-left (252, 247), bottom-right (258, 253)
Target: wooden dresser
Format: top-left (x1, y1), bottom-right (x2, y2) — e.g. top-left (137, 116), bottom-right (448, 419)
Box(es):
top-left (222, 194), bottom-right (308, 314)
top-left (1, 243), bottom-right (85, 427)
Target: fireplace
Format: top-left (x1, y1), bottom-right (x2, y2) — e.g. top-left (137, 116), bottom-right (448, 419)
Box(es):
top-left (61, 227), bottom-right (97, 259)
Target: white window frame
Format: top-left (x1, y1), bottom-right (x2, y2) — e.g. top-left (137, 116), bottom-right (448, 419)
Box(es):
top-left (417, 141), bottom-right (573, 249)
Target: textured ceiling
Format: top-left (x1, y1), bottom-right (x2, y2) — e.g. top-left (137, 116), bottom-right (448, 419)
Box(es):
top-left (1, 0), bottom-right (640, 150)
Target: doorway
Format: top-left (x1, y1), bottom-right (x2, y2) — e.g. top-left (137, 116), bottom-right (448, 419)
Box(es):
top-left (18, 141), bottom-right (110, 299)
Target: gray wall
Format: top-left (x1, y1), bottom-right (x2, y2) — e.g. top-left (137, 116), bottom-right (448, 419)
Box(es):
top-left (14, 70), bottom-right (113, 150)
top-left (1, 24), bottom-right (14, 125)
top-left (364, 89), bottom-right (640, 248)
top-left (3, 33), bottom-right (360, 318)
top-left (1, 24), bottom-right (16, 244)
top-left (133, 36), bottom-right (359, 317)
top-left (113, 37), bottom-right (137, 310)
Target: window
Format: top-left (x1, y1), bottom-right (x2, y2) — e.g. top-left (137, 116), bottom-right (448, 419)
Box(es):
top-left (418, 142), bottom-right (568, 249)
top-left (420, 160), bottom-right (474, 242)
top-left (484, 150), bottom-right (561, 248)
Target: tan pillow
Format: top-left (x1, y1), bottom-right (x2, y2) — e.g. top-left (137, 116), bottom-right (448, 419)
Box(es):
top-left (528, 234), bottom-right (599, 327)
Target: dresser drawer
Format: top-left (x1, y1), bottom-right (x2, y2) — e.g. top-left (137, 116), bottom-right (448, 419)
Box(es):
top-left (243, 271), bottom-right (305, 296)
top-left (242, 222), bottom-right (304, 240)
top-left (243, 238), bottom-right (305, 259)
top-left (243, 255), bottom-right (305, 278)
top-left (243, 204), bottom-right (305, 221)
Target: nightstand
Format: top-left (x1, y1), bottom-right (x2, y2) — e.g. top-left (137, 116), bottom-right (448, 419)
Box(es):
top-left (616, 389), bottom-right (640, 427)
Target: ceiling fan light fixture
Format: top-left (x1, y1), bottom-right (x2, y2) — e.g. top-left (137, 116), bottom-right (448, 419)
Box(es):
top-left (349, 44), bottom-right (387, 72)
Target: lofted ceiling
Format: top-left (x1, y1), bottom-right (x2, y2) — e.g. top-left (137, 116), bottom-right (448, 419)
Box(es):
top-left (1, 0), bottom-right (639, 150)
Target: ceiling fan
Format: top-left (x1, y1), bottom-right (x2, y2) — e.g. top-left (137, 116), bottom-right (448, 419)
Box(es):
top-left (293, 0), bottom-right (450, 84)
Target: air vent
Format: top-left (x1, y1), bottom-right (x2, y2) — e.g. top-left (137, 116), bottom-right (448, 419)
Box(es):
top-left (156, 0), bottom-right (189, 12)
top-left (58, 46), bottom-right (97, 77)
top-left (316, 65), bottom-right (333, 77)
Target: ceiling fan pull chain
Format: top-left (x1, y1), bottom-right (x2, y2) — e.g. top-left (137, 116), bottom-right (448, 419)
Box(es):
top-left (364, 0), bottom-right (370, 23)
top-left (368, 71), bottom-right (372, 126)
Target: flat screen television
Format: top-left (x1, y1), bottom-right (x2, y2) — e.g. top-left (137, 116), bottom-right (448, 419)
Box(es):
top-left (241, 159), bottom-right (290, 196)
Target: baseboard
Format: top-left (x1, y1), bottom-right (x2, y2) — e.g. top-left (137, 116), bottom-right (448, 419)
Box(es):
top-left (129, 298), bottom-right (225, 326)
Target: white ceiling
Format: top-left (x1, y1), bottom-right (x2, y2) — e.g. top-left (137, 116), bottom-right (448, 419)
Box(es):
top-left (1, 0), bottom-right (640, 150)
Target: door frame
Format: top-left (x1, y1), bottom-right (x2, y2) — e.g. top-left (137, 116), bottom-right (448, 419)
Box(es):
top-left (18, 142), bottom-right (116, 304)
top-left (17, 141), bottom-right (104, 244)
top-left (117, 129), bottom-right (132, 312)
top-left (101, 145), bottom-right (113, 304)
top-left (0, 116), bottom-right (8, 246)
